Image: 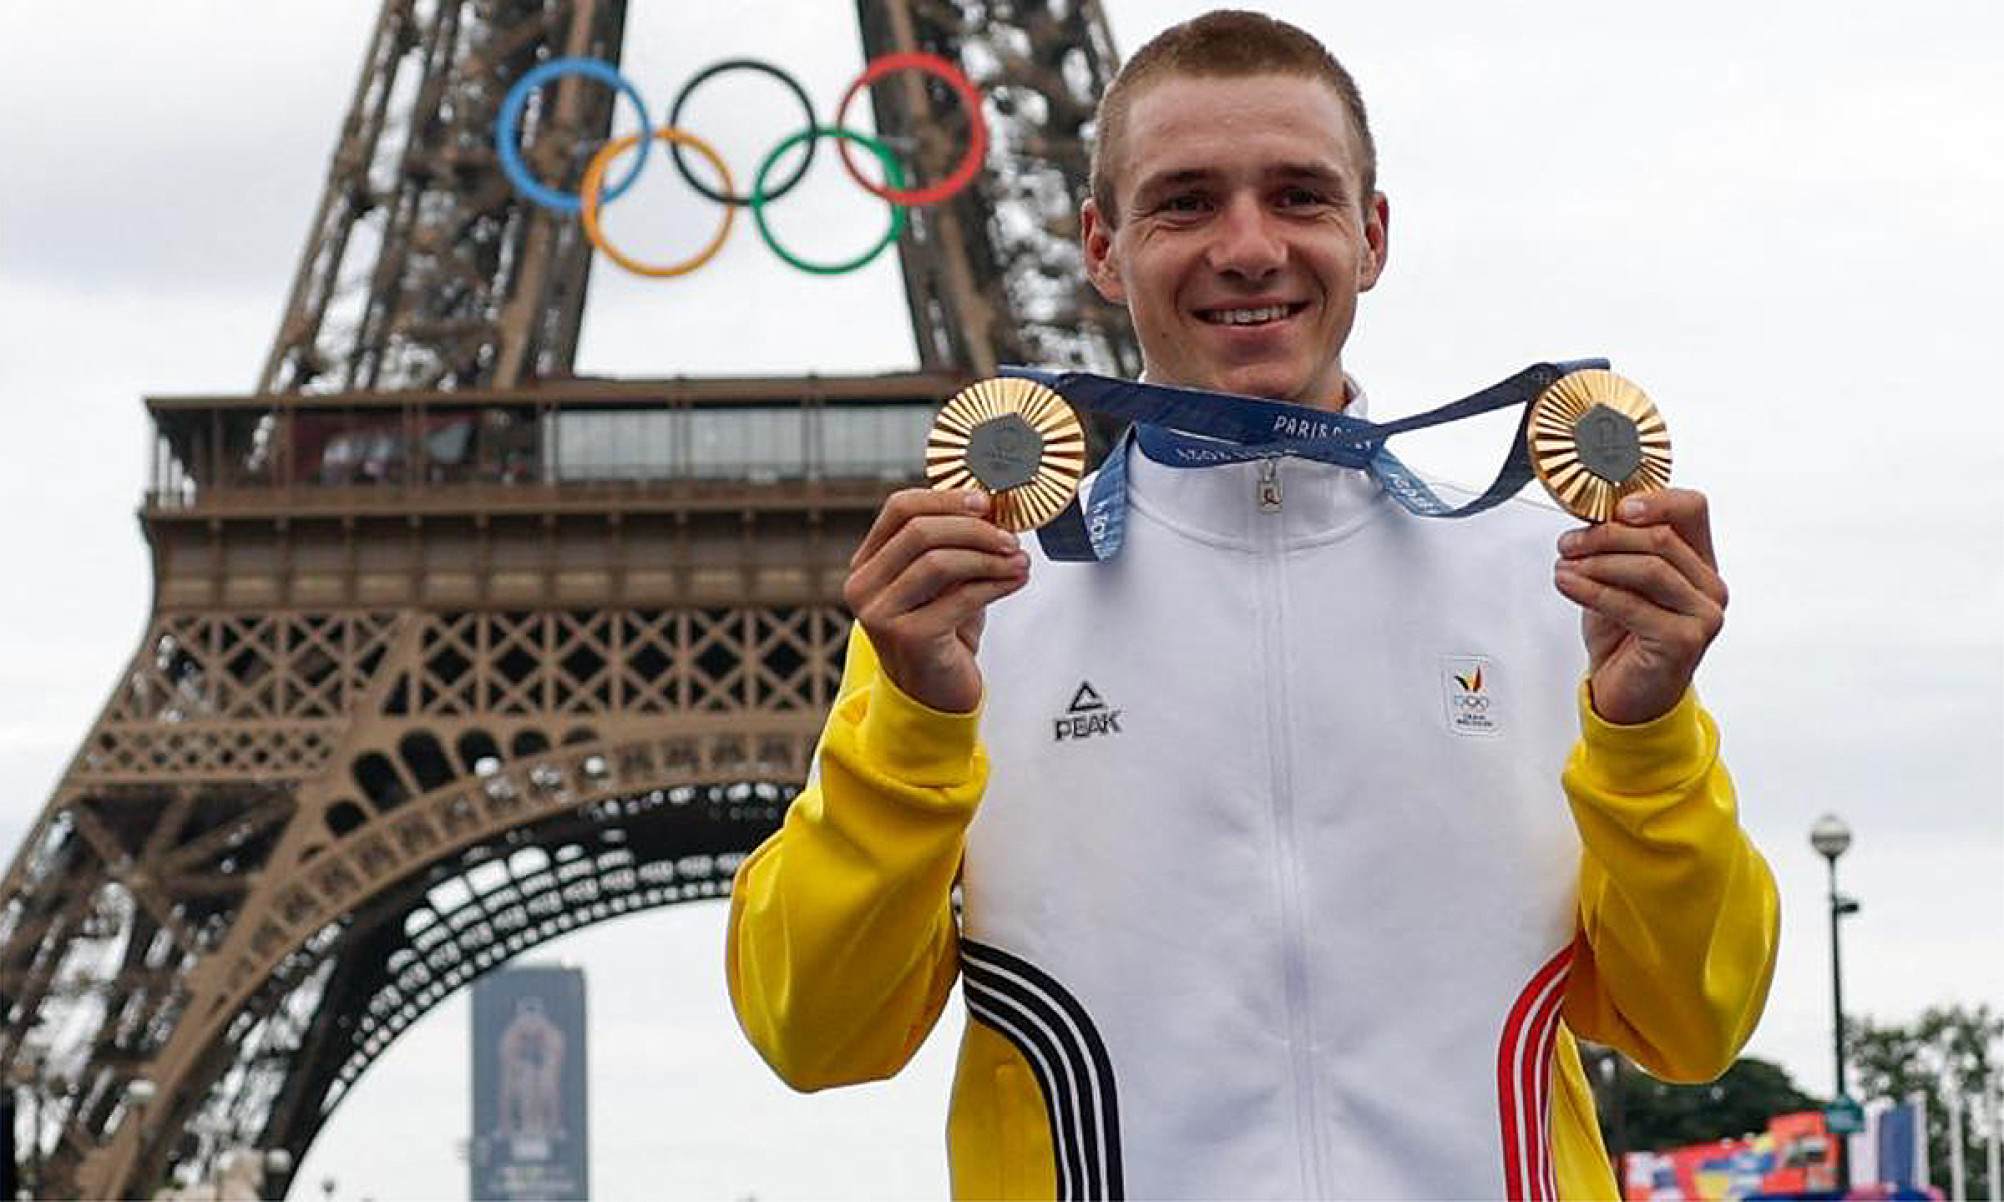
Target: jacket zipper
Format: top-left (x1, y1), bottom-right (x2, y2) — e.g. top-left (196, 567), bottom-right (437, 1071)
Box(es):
top-left (1258, 456), bottom-right (1284, 512)
top-left (1254, 466), bottom-right (1327, 1193)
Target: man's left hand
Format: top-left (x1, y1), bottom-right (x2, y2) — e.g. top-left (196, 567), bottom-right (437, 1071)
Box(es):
top-left (1554, 488), bottom-right (1728, 725)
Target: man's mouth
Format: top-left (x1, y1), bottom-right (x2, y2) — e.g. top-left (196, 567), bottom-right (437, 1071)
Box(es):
top-left (1195, 302), bottom-right (1309, 327)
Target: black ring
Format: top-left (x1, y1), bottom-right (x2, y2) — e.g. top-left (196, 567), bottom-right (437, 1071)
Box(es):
top-left (668, 58), bottom-right (819, 207)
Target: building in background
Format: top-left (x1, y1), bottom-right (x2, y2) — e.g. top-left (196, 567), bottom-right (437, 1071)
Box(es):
top-left (471, 966), bottom-right (589, 1201)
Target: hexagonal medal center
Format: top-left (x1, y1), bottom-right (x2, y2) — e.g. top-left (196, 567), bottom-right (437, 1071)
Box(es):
top-left (1575, 404), bottom-right (1643, 482)
top-left (964, 413), bottom-right (1044, 492)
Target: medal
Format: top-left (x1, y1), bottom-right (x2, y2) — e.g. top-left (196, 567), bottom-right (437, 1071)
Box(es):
top-left (926, 377), bottom-right (1087, 532)
top-left (1525, 369), bottom-right (1672, 522)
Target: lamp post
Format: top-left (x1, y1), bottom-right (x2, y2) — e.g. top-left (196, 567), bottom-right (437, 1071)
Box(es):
top-left (1597, 1048), bottom-right (1629, 1189)
top-left (1811, 813), bottom-right (1861, 1193)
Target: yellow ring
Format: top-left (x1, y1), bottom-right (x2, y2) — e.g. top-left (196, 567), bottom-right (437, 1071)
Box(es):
top-left (580, 127), bottom-right (736, 278)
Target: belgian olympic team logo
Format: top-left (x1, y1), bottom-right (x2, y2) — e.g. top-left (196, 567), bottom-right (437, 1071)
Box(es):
top-left (1442, 655), bottom-right (1501, 736)
top-left (495, 53), bottom-right (987, 279)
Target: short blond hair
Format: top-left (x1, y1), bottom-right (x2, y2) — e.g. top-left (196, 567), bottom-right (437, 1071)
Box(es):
top-left (1089, 10), bottom-right (1377, 225)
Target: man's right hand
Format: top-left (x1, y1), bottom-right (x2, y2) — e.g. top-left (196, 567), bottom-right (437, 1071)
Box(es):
top-left (842, 489), bottom-right (1031, 714)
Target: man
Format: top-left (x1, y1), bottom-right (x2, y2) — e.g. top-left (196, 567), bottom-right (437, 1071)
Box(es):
top-left (728, 10), bottom-right (1778, 1198)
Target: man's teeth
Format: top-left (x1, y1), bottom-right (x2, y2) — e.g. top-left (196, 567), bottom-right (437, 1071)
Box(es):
top-left (1204, 304), bottom-right (1292, 325)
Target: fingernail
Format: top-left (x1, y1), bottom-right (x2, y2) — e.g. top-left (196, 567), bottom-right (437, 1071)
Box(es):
top-left (964, 491), bottom-right (989, 512)
top-left (1618, 498), bottom-right (1646, 521)
top-left (1558, 531), bottom-right (1582, 554)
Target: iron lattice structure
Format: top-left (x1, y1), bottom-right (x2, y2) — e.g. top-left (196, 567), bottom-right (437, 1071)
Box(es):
top-left (0, 0), bottom-right (1136, 1197)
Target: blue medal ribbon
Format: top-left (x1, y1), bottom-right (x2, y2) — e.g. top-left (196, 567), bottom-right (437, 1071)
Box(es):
top-left (1002, 359), bottom-right (1610, 562)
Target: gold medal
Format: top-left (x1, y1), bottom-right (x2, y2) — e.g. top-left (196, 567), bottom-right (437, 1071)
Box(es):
top-left (926, 377), bottom-right (1088, 532)
top-left (1526, 370), bottom-right (1672, 521)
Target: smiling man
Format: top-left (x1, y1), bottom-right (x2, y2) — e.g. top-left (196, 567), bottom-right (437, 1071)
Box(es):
top-left (727, 10), bottom-right (1778, 1199)
top-left (1083, 65), bottom-right (1385, 409)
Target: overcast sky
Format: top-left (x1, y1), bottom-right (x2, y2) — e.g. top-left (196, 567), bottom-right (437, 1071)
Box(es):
top-left (2, 1), bottom-right (2000, 1198)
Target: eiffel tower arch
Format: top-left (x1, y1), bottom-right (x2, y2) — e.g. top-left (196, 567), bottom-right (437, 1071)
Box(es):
top-left (0, 2), bottom-right (1136, 1196)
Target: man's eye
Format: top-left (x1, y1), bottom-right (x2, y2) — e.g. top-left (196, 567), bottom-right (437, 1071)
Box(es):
top-left (1278, 188), bottom-right (1328, 208)
top-left (1161, 194), bottom-right (1208, 214)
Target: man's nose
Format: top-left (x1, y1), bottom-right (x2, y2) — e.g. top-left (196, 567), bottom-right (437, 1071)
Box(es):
top-left (1205, 194), bottom-right (1287, 278)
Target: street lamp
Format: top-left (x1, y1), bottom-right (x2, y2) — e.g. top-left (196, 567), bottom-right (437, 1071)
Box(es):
top-left (1811, 813), bottom-right (1862, 1192)
top-left (1595, 1048), bottom-right (1629, 1185)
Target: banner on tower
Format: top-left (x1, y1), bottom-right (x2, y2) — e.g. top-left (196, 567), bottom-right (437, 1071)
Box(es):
top-left (470, 965), bottom-right (589, 1201)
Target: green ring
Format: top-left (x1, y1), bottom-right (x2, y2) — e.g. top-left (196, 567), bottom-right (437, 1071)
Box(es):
top-left (751, 126), bottom-right (907, 275)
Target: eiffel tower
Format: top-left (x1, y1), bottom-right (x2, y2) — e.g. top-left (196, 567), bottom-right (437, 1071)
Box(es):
top-left (0, 2), bottom-right (1135, 1196)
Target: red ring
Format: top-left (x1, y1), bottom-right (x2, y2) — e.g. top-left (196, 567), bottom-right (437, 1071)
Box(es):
top-left (834, 51), bottom-right (988, 207)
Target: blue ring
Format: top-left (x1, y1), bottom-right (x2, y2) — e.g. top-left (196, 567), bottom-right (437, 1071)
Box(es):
top-left (496, 58), bottom-right (652, 216)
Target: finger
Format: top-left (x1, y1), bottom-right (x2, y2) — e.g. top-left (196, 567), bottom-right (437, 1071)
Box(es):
top-left (848, 514), bottom-right (1021, 609)
top-left (871, 546), bottom-right (1028, 622)
top-left (1607, 488), bottom-right (1718, 569)
top-left (1558, 520), bottom-right (1726, 606)
top-left (1556, 552), bottom-right (1722, 624)
top-left (902, 570), bottom-right (1032, 639)
top-left (1554, 564), bottom-right (1715, 648)
top-left (852, 488), bottom-right (991, 568)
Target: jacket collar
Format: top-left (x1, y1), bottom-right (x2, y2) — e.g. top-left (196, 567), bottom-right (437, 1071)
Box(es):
top-left (1121, 376), bottom-right (1389, 550)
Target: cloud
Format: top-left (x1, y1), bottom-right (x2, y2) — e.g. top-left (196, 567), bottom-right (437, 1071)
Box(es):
top-left (0, 8), bottom-right (378, 296)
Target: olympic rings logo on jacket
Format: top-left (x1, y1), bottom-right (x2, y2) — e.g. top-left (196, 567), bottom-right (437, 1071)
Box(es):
top-left (495, 53), bottom-right (988, 279)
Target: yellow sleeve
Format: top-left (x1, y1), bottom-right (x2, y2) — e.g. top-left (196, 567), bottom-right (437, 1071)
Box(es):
top-left (1560, 684), bottom-right (1780, 1083)
top-left (725, 626), bottom-right (984, 1091)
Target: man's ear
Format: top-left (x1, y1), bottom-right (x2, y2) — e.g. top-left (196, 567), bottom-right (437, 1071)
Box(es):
top-left (1081, 197), bottom-right (1126, 304)
top-left (1358, 191), bottom-right (1390, 292)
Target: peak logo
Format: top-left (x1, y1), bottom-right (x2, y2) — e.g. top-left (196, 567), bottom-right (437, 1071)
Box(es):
top-left (1441, 655), bottom-right (1501, 737)
top-left (1053, 681), bottom-right (1124, 741)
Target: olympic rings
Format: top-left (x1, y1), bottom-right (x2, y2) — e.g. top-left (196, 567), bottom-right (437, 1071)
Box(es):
top-left (582, 128), bottom-right (737, 278)
top-left (834, 52), bottom-right (989, 208)
top-left (497, 58), bottom-right (653, 217)
top-left (752, 127), bottom-right (907, 276)
top-left (493, 51), bottom-right (990, 277)
top-left (668, 59), bottom-right (817, 208)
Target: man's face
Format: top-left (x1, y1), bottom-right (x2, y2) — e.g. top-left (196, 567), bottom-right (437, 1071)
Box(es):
top-left (1083, 73), bottom-right (1389, 410)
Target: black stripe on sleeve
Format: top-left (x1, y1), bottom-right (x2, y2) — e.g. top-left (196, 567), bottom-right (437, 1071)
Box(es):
top-left (963, 940), bottom-right (1124, 1200)
top-left (965, 979), bottom-right (1083, 1200)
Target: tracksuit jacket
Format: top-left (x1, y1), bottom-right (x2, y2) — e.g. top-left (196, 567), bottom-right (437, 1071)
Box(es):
top-left (727, 420), bottom-right (1780, 1199)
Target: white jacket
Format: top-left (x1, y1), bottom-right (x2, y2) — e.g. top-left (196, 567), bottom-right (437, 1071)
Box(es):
top-left (965, 436), bottom-right (1587, 1198)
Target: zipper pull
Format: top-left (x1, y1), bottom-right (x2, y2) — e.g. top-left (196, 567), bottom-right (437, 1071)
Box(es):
top-left (1257, 457), bottom-right (1283, 512)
